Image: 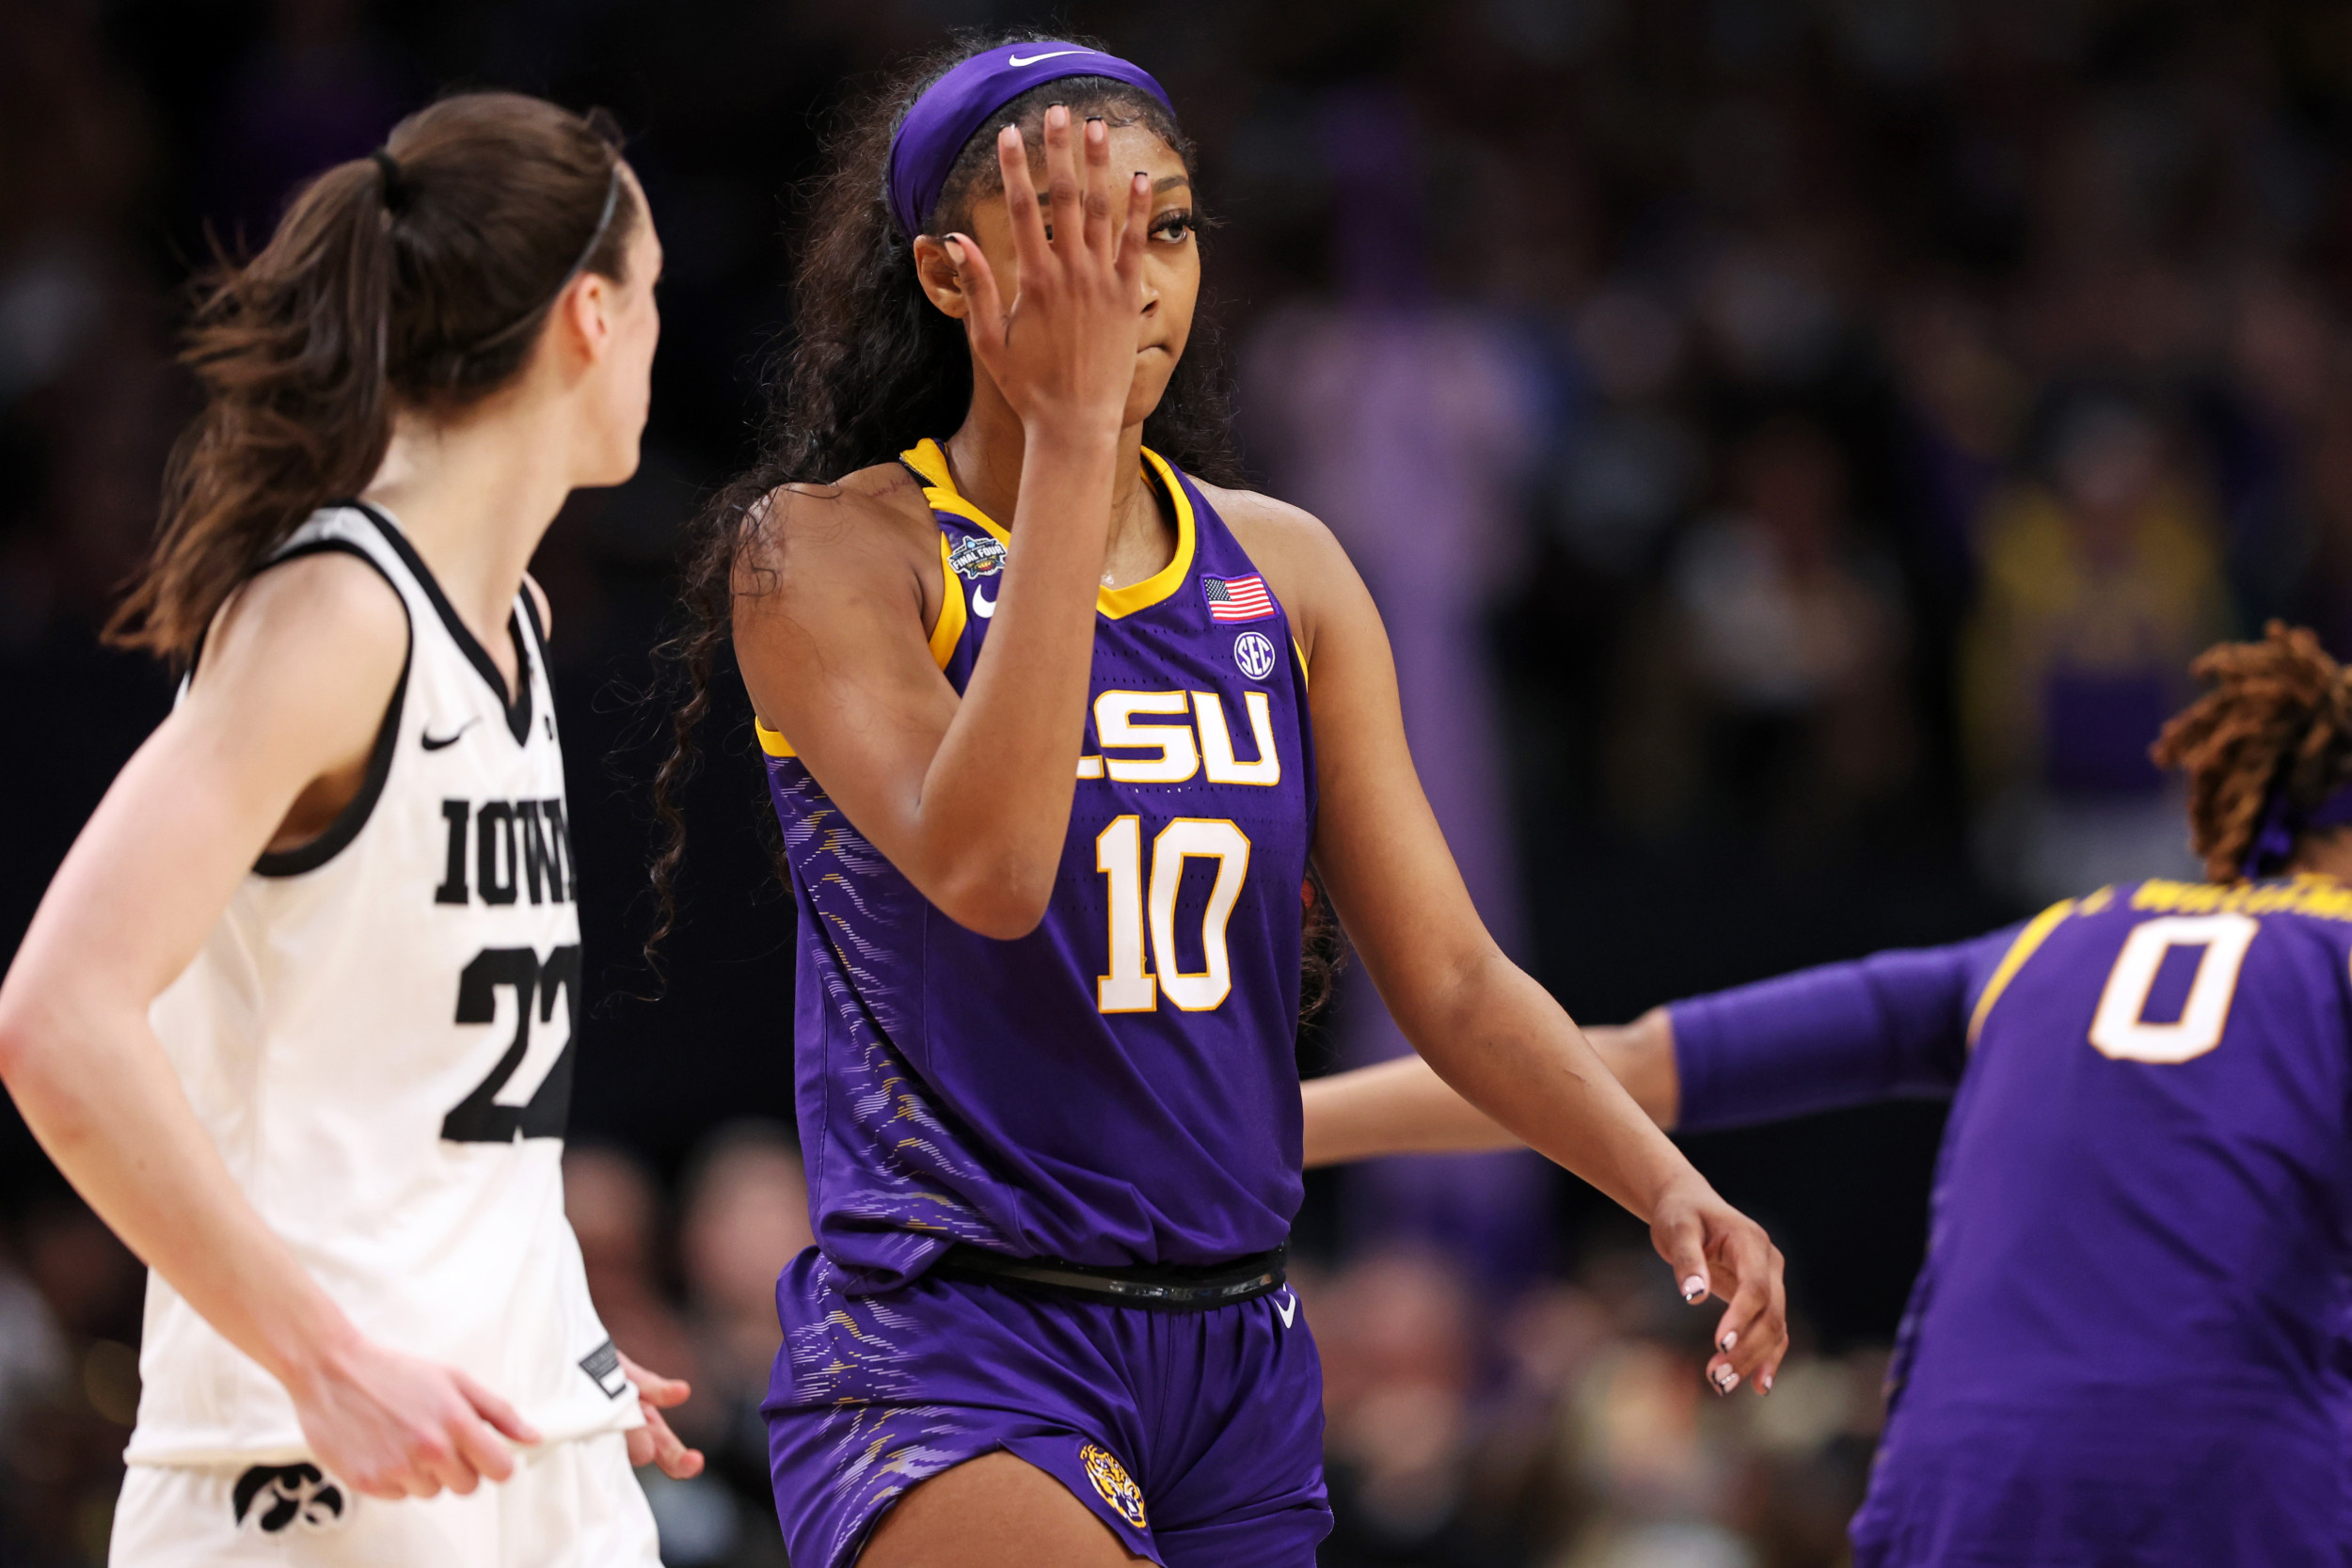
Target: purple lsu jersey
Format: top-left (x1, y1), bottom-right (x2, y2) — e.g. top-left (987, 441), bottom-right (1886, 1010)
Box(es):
top-left (755, 439), bottom-right (1315, 1292)
top-left (1670, 876), bottom-right (2352, 1564)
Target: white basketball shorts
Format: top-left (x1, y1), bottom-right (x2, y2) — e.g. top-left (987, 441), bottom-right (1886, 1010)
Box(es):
top-left (108, 1432), bottom-right (661, 1567)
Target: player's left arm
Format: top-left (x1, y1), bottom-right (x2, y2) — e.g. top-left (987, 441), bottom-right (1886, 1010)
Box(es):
top-left (1223, 488), bottom-right (1786, 1395)
top-left (1303, 935), bottom-right (2001, 1164)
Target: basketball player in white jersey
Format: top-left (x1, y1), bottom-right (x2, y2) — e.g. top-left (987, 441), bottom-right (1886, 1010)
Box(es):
top-left (0, 94), bottom-right (697, 1564)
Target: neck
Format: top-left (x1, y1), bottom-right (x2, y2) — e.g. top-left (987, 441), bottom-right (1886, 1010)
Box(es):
top-left (942, 377), bottom-right (1155, 563)
top-left (2289, 827), bottom-right (2352, 881)
top-left (360, 390), bottom-right (575, 644)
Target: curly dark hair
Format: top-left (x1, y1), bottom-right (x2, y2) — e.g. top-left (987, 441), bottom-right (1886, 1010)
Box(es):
top-left (2151, 622), bottom-right (2352, 881)
top-left (643, 29), bottom-right (1265, 966)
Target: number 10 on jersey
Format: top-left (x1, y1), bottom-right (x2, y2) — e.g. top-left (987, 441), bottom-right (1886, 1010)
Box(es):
top-left (1096, 816), bottom-right (1251, 1014)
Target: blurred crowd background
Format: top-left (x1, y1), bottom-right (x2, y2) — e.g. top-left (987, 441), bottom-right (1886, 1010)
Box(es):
top-left (3, 0), bottom-right (2347, 1562)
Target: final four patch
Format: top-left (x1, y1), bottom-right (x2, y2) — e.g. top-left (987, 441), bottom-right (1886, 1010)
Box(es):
top-left (947, 534), bottom-right (1008, 578)
top-left (1079, 1441), bottom-right (1148, 1529)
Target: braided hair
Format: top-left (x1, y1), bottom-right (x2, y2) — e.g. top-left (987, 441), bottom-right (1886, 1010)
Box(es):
top-left (2151, 623), bottom-right (2352, 882)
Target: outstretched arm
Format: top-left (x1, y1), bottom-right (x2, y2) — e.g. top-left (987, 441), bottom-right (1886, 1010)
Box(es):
top-left (1238, 504), bottom-right (1786, 1395)
top-left (1303, 1011), bottom-right (1677, 1165)
top-left (0, 558), bottom-right (538, 1498)
top-left (1301, 937), bottom-right (2001, 1164)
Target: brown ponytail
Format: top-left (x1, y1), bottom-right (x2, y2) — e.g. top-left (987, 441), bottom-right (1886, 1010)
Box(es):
top-left (108, 91), bottom-right (639, 662)
top-left (2151, 623), bottom-right (2352, 881)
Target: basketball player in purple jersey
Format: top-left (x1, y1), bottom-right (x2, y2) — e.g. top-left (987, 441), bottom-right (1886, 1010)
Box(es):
top-left (650, 32), bottom-right (1789, 1568)
top-left (1307, 623), bottom-right (2352, 1563)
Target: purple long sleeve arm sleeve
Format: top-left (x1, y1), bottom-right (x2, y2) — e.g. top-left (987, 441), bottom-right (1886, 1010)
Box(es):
top-left (1666, 927), bottom-right (2021, 1133)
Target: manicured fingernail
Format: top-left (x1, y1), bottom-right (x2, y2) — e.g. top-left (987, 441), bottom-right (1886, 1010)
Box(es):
top-left (1713, 1366), bottom-right (1740, 1394)
top-left (1718, 1330), bottom-right (1738, 1353)
top-left (1681, 1275), bottom-right (1707, 1303)
top-left (945, 237), bottom-right (965, 264)
top-left (1759, 1372), bottom-right (1773, 1394)
top-left (1047, 103), bottom-right (1069, 126)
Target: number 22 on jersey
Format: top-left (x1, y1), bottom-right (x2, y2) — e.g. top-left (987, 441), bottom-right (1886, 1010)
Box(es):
top-left (2089, 912), bottom-right (2259, 1065)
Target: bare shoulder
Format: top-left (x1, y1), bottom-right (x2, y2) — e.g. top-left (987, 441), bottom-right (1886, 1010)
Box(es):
top-left (1192, 481), bottom-right (1363, 656)
top-left (746, 460), bottom-right (939, 583)
top-left (1193, 481), bottom-right (1342, 564)
top-left (189, 549), bottom-right (408, 744)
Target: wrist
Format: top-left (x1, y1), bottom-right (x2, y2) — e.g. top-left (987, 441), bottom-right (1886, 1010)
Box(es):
top-left (1639, 1164), bottom-right (1716, 1227)
top-left (1018, 417), bottom-right (1123, 462)
top-left (255, 1291), bottom-right (364, 1401)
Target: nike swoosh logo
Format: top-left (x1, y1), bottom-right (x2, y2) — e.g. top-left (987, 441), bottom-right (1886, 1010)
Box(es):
top-left (1273, 1290), bottom-right (1295, 1329)
top-left (421, 719), bottom-right (479, 752)
top-left (972, 584), bottom-right (995, 619)
top-left (1008, 48), bottom-right (1089, 66)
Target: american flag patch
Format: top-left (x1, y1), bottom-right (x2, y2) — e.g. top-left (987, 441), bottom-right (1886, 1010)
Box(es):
top-left (1200, 574), bottom-right (1276, 623)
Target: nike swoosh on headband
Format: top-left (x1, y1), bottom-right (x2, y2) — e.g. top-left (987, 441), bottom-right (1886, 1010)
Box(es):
top-left (1007, 49), bottom-right (1091, 66)
top-left (973, 583), bottom-right (996, 618)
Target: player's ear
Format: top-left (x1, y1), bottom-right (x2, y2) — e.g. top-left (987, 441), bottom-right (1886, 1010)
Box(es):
top-left (913, 235), bottom-right (970, 320)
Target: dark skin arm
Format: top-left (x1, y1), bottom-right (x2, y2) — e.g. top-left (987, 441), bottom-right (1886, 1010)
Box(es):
top-left (1218, 485), bottom-right (1780, 1393)
top-left (737, 111), bottom-right (1153, 940)
top-left (1301, 1008), bottom-right (1681, 1165)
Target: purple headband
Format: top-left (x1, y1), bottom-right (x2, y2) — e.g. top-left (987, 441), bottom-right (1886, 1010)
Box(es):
top-left (885, 40), bottom-right (1174, 241)
top-left (2242, 775), bottom-right (2352, 878)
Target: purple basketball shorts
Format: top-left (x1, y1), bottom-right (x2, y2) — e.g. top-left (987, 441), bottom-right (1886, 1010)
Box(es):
top-left (763, 1247), bottom-right (1330, 1568)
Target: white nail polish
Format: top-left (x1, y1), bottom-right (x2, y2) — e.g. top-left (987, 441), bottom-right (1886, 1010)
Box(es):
top-left (1681, 1275), bottom-right (1707, 1303)
top-left (1719, 1330), bottom-right (1738, 1353)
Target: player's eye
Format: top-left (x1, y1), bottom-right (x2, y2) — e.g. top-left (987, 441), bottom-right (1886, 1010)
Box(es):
top-left (1151, 210), bottom-right (1196, 245)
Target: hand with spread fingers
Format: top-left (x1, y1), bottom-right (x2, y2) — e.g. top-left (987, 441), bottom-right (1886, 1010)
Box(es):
top-left (943, 103), bottom-right (1154, 437)
top-left (618, 1350), bottom-right (706, 1480)
top-left (1650, 1175), bottom-right (1790, 1396)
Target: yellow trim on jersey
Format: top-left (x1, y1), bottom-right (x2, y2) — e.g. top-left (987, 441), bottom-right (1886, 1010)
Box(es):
top-left (1966, 897), bottom-right (2077, 1048)
top-left (755, 531), bottom-right (970, 761)
top-left (899, 438), bottom-right (1198, 620)
top-left (1292, 637), bottom-right (1311, 692)
top-left (927, 529), bottom-right (970, 665)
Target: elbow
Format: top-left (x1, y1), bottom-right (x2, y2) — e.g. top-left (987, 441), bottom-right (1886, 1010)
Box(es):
top-left (929, 861), bottom-right (1057, 942)
top-left (0, 986), bottom-right (42, 1086)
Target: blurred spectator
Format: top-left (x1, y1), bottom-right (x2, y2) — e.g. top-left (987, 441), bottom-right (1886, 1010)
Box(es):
top-left (1613, 418), bottom-right (1915, 849)
top-left (564, 1145), bottom-right (738, 1566)
top-left (676, 1121), bottom-right (810, 1566)
top-left (0, 1198), bottom-right (144, 1565)
top-left (1963, 391), bottom-right (2225, 900)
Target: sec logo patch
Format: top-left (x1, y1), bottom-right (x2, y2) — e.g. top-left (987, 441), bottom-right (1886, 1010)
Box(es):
top-left (1079, 1441), bottom-right (1147, 1530)
top-left (1232, 630), bottom-right (1278, 682)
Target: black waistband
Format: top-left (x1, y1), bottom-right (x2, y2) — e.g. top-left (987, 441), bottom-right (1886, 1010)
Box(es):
top-left (930, 1243), bottom-right (1287, 1312)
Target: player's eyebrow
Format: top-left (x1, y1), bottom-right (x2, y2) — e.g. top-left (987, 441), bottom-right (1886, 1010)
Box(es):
top-left (1154, 175), bottom-right (1190, 195)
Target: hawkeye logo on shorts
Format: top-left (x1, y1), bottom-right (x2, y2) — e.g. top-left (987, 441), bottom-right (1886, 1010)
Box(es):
top-left (1079, 1442), bottom-right (1148, 1530)
top-left (233, 1464), bottom-right (346, 1534)
top-left (948, 535), bottom-right (1008, 579)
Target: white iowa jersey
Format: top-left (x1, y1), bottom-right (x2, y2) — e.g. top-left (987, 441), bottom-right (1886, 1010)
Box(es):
top-left (130, 503), bottom-right (638, 1466)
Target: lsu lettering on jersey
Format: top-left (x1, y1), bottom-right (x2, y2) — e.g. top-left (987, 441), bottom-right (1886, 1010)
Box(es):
top-left (1667, 876), bottom-right (2352, 1563)
top-left (757, 441), bottom-right (1315, 1291)
top-left (132, 503), bottom-right (636, 1465)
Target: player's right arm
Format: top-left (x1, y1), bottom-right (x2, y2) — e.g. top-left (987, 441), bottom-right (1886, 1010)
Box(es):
top-left (734, 109), bottom-right (1153, 940)
top-left (0, 555), bottom-right (539, 1499)
top-left (1302, 939), bottom-right (2002, 1166)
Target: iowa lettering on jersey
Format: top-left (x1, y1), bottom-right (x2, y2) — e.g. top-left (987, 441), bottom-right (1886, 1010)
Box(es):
top-left (435, 798), bottom-right (574, 906)
top-left (1077, 690), bottom-right (1281, 784)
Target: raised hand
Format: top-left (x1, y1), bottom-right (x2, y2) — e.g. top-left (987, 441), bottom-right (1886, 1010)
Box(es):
top-left (286, 1333), bottom-right (541, 1498)
top-left (946, 103), bottom-right (1154, 436)
top-left (1650, 1177), bottom-right (1790, 1396)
